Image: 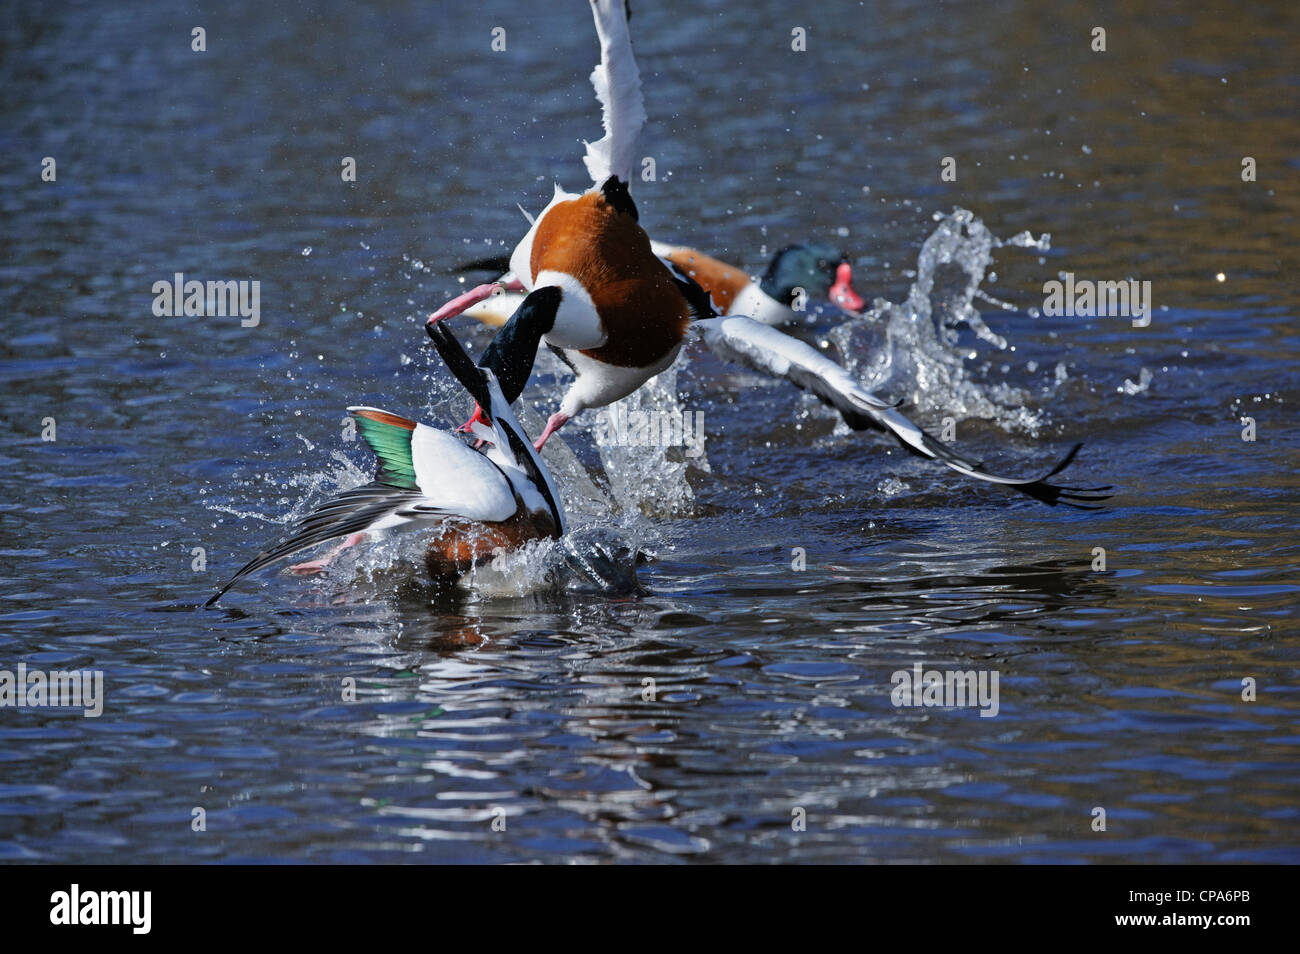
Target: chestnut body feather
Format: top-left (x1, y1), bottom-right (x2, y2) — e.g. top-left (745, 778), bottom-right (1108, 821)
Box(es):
top-left (529, 190), bottom-right (691, 370)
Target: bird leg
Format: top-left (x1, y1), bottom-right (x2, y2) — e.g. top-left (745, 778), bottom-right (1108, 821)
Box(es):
top-left (457, 402), bottom-right (492, 433)
top-left (457, 403), bottom-right (493, 450)
top-left (534, 411), bottom-right (570, 450)
top-left (287, 532), bottom-right (368, 575)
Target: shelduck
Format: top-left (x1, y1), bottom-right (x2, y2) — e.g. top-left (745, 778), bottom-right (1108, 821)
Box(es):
top-left (455, 241), bottom-right (866, 329)
top-left (427, 0), bottom-right (1109, 509)
top-left (204, 322), bottom-right (565, 606)
top-left (426, 0), bottom-right (706, 450)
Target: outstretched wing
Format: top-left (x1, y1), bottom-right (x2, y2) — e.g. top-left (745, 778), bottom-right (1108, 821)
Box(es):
top-left (582, 0), bottom-right (646, 185)
top-left (696, 315), bottom-right (900, 421)
top-left (864, 416), bottom-right (1110, 508)
top-left (693, 316), bottom-right (1110, 509)
top-left (204, 483), bottom-right (426, 607)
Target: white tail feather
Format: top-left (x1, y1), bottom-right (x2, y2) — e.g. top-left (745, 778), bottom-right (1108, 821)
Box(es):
top-left (582, 0), bottom-right (646, 185)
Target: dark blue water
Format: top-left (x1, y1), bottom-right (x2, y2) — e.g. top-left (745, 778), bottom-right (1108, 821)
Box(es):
top-left (1, 0), bottom-right (1297, 862)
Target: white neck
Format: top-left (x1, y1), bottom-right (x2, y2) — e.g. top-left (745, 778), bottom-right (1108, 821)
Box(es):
top-left (729, 282), bottom-right (796, 327)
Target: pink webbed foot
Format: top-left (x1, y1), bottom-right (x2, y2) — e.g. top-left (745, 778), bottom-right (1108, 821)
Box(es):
top-left (456, 403), bottom-right (492, 434)
top-left (457, 404), bottom-right (493, 451)
top-left (533, 412), bottom-right (570, 451)
top-left (288, 532), bottom-right (368, 575)
top-left (427, 281), bottom-right (505, 325)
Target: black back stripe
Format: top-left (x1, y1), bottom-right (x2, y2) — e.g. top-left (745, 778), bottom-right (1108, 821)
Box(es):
top-left (493, 412), bottom-right (564, 536)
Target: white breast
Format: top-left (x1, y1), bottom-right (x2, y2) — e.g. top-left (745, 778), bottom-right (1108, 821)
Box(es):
top-left (557, 342), bottom-right (682, 417)
top-left (535, 270), bottom-right (607, 350)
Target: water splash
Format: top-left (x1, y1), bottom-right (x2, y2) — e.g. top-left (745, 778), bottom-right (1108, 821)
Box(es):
top-left (460, 537), bottom-right (562, 598)
top-left (464, 526), bottom-right (643, 598)
top-left (1119, 367), bottom-right (1153, 396)
top-left (207, 397), bottom-right (642, 602)
top-left (595, 364), bottom-right (706, 518)
top-left (829, 207), bottom-right (1053, 435)
top-left (208, 444), bottom-right (371, 527)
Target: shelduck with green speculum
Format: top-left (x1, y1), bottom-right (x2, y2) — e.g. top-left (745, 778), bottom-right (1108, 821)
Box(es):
top-left (204, 321), bottom-right (566, 606)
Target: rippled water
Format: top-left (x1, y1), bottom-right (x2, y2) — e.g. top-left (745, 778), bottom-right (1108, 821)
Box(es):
top-left (1, 0), bottom-right (1297, 863)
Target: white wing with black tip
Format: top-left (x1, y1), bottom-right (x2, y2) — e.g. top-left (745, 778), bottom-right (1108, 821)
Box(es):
top-left (695, 314), bottom-right (900, 419)
top-left (691, 316), bottom-right (1110, 509)
top-left (862, 411), bottom-right (1111, 508)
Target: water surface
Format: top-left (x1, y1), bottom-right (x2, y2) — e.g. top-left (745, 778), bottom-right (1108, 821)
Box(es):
top-left (0, 0), bottom-right (1297, 863)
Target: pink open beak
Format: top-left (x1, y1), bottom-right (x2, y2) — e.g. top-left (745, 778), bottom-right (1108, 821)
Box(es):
top-left (427, 282), bottom-right (504, 326)
top-left (829, 262), bottom-right (865, 314)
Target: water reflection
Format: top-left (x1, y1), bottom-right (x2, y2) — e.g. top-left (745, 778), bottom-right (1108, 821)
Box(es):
top-left (1, 0), bottom-right (1297, 862)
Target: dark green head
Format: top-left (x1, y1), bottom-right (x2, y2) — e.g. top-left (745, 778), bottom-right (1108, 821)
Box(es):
top-left (759, 243), bottom-right (864, 315)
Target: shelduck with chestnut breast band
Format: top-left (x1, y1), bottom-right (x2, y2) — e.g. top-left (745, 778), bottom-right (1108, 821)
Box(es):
top-left (454, 240), bottom-right (867, 330)
top-left (427, 0), bottom-right (686, 451)
top-left (429, 0), bottom-right (1110, 508)
top-left (428, 4), bottom-right (867, 443)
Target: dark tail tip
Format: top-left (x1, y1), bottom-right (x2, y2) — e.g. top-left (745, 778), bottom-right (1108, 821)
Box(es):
top-left (1015, 444), bottom-right (1115, 509)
